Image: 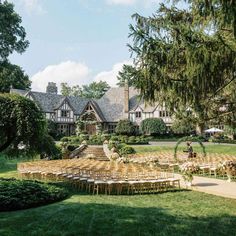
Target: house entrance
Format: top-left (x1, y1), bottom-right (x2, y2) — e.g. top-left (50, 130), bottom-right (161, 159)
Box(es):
top-left (86, 124), bottom-right (96, 135)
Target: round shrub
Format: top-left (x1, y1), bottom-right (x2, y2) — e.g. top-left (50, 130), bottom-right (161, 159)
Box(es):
top-left (0, 178), bottom-right (69, 211)
top-left (140, 118), bottom-right (167, 135)
top-left (115, 120), bottom-right (136, 136)
top-left (119, 145), bottom-right (136, 156)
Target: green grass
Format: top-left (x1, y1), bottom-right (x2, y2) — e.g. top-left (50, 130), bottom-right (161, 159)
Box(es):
top-left (1, 153), bottom-right (236, 235)
top-left (0, 191), bottom-right (236, 236)
top-left (133, 143), bottom-right (236, 155)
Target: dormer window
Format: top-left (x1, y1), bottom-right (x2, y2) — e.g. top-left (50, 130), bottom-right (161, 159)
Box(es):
top-left (61, 110), bottom-right (70, 118)
top-left (135, 111), bottom-right (141, 118)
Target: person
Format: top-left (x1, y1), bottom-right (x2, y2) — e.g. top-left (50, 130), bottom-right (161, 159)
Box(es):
top-left (186, 142), bottom-right (193, 158)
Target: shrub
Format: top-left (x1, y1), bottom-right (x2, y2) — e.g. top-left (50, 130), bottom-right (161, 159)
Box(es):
top-left (79, 133), bottom-right (89, 141)
top-left (128, 136), bottom-right (136, 143)
top-left (140, 118), bottom-right (167, 135)
top-left (119, 145), bottom-right (136, 156)
top-left (37, 134), bottom-right (62, 160)
top-left (115, 120), bottom-right (136, 136)
top-left (101, 133), bottom-right (110, 141)
top-left (61, 137), bottom-right (69, 142)
top-left (0, 178), bottom-right (68, 211)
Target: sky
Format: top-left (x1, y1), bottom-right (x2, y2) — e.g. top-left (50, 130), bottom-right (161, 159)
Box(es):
top-left (9, 0), bottom-right (165, 92)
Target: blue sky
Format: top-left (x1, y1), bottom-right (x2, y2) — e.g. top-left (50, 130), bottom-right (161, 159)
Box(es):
top-left (9, 0), bottom-right (165, 92)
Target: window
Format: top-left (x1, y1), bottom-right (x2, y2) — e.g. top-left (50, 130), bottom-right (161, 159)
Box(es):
top-left (108, 124), bottom-right (116, 134)
top-left (159, 111), bottom-right (171, 117)
top-left (135, 111), bottom-right (141, 118)
top-left (86, 105), bottom-right (93, 111)
top-left (61, 110), bottom-right (70, 118)
top-left (58, 124), bottom-right (69, 134)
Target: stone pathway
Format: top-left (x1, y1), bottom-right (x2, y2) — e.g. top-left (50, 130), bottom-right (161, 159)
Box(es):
top-left (175, 174), bottom-right (236, 199)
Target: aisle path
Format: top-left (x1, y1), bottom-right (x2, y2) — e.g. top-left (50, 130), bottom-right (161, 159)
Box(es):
top-left (175, 174), bottom-right (236, 199)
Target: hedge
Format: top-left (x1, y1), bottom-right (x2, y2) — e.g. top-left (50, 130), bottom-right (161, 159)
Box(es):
top-left (0, 178), bottom-right (69, 211)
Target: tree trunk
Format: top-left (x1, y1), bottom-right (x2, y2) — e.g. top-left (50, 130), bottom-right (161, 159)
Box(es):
top-left (196, 123), bottom-right (205, 135)
top-left (0, 136), bottom-right (15, 152)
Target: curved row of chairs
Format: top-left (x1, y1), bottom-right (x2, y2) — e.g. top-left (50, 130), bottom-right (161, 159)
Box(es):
top-left (18, 159), bottom-right (181, 195)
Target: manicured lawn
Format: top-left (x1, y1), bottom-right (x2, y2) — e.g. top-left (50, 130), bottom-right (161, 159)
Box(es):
top-left (0, 191), bottom-right (236, 236)
top-left (133, 143), bottom-right (236, 155)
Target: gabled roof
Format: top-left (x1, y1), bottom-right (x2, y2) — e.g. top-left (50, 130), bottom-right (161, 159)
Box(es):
top-left (10, 87), bottom-right (160, 122)
top-left (96, 87), bottom-right (139, 122)
top-left (11, 89), bottom-right (89, 115)
top-left (80, 100), bottom-right (106, 122)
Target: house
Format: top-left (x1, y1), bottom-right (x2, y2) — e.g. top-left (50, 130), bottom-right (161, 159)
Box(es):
top-left (11, 82), bottom-right (173, 136)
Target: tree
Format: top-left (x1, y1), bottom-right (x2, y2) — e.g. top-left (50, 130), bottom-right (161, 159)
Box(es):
top-left (117, 64), bottom-right (136, 87)
top-left (0, 94), bottom-right (46, 153)
top-left (140, 118), bottom-right (167, 135)
top-left (60, 83), bottom-right (82, 97)
top-left (0, 1), bottom-right (29, 61)
top-left (81, 81), bottom-right (110, 99)
top-left (0, 61), bottom-right (31, 93)
top-left (128, 2), bottom-right (236, 134)
top-left (115, 120), bottom-right (136, 136)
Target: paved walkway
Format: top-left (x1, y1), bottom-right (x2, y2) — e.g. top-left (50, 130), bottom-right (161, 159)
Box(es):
top-left (175, 174), bottom-right (236, 199)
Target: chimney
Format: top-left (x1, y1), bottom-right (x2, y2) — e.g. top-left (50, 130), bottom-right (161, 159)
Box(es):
top-left (124, 79), bottom-right (129, 113)
top-left (46, 82), bottom-right (58, 94)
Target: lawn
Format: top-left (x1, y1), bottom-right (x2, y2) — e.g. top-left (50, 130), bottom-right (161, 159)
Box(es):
top-left (133, 143), bottom-right (236, 155)
top-left (0, 191), bottom-right (236, 236)
top-left (1, 153), bottom-right (236, 235)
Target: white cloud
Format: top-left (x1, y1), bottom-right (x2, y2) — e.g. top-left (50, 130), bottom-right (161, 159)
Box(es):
top-left (30, 60), bottom-right (133, 92)
top-left (31, 61), bottom-right (91, 92)
top-left (94, 60), bottom-right (133, 87)
top-left (10, 0), bottom-right (45, 15)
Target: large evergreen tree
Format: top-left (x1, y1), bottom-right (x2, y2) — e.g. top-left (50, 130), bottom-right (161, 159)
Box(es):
top-left (128, 1), bottom-right (236, 133)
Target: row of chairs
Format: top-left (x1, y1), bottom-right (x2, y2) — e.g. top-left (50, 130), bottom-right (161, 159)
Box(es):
top-left (18, 159), bottom-right (181, 195)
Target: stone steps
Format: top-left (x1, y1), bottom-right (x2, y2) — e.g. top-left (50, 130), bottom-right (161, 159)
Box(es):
top-left (78, 146), bottom-right (109, 161)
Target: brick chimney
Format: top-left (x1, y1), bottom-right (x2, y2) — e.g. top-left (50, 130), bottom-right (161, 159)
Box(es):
top-left (46, 82), bottom-right (58, 94)
top-left (124, 79), bottom-right (129, 113)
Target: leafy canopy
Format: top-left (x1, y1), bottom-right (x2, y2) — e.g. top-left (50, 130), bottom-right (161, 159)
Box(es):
top-left (0, 61), bottom-right (31, 93)
top-left (0, 1), bottom-right (29, 61)
top-left (115, 120), bottom-right (136, 136)
top-left (61, 81), bottom-right (110, 99)
top-left (0, 94), bottom-right (46, 153)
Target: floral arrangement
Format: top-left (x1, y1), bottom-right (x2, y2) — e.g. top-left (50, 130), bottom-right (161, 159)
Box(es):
top-left (180, 162), bottom-right (200, 183)
top-left (219, 160), bottom-right (236, 182)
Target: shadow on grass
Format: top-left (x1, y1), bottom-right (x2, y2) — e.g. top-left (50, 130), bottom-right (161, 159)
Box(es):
top-left (0, 194), bottom-right (235, 236)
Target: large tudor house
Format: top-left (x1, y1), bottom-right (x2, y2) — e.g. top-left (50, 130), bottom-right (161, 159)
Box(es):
top-left (11, 82), bottom-right (173, 136)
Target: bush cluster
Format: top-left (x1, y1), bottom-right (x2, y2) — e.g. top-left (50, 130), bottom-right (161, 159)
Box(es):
top-left (108, 142), bottom-right (136, 156)
top-left (61, 134), bottom-right (149, 146)
top-left (0, 178), bottom-right (69, 211)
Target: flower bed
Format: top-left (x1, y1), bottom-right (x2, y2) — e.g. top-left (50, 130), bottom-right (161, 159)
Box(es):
top-left (0, 178), bottom-right (69, 211)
